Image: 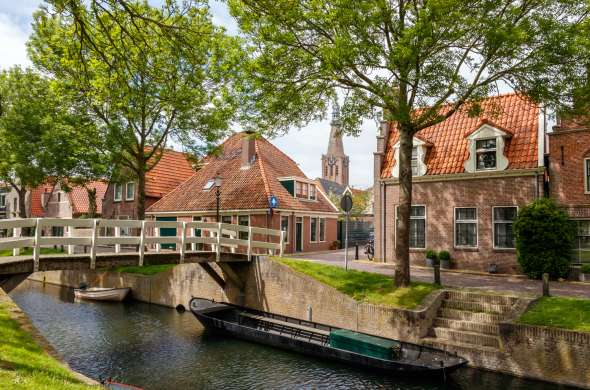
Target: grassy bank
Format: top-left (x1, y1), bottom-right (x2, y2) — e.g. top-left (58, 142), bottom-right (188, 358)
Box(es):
top-left (0, 247), bottom-right (65, 257)
top-left (278, 258), bottom-right (439, 309)
top-left (0, 303), bottom-right (95, 389)
top-left (111, 263), bottom-right (176, 275)
top-left (518, 296), bottom-right (590, 332)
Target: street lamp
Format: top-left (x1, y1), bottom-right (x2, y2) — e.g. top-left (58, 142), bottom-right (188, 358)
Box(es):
top-left (215, 175), bottom-right (222, 222)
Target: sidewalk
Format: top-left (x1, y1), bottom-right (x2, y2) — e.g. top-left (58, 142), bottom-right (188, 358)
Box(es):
top-left (291, 249), bottom-right (590, 299)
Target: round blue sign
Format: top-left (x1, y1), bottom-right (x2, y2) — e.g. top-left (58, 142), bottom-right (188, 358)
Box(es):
top-left (269, 195), bottom-right (279, 209)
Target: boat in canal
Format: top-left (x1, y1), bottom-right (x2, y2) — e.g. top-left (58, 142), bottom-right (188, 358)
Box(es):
top-left (74, 287), bottom-right (131, 302)
top-left (189, 298), bottom-right (468, 378)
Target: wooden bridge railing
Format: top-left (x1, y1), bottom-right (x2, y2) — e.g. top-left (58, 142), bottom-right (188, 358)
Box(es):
top-left (0, 218), bottom-right (285, 272)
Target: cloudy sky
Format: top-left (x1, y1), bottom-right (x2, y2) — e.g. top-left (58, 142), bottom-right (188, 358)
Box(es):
top-left (0, 0), bottom-right (377, 189)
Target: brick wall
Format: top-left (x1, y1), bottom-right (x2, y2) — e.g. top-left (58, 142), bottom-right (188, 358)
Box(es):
top-left (102, 182), bottom-right (159, 219)
top-left (377, 174), bottom-right (542, 273)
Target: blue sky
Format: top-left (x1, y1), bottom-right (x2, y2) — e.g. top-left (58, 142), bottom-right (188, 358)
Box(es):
top-left (0, 0), bottom-right (376, 188)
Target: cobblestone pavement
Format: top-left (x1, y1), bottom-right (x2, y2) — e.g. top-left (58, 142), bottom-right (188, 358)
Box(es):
top-left (291, 249), bottom-right (590, 299)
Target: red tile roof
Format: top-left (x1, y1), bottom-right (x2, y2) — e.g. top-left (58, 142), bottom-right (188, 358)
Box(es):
top-left (68, 181), bottom-right (108, 216)
top-left (145, 149), bottom-right (196, 198)
top-left (30, 183), bottom-right (55, 217)
top-left (147, 133), bottom-right (339, 214)
top-left (381, 93), bottom-right (540, 178)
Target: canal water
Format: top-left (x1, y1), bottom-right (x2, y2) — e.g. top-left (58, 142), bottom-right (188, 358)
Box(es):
top-left (9, 280), bottom-right (576, 390)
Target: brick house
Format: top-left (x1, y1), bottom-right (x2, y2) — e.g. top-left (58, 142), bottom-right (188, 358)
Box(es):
top-left (548, 117), bottom-right (590, 263)
top-left (373, 93), bottom-right (546, 273)
top-left (146, 132), bottom-right (340, 254)
top-left (101, 149), bottom-right (196, 221)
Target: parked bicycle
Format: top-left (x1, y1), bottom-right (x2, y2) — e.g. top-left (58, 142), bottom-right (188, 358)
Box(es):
top-left (364, 239), bottom-right (374, 260)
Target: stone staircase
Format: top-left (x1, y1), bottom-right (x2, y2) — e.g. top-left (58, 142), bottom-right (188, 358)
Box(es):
top-left (422, 290), bottom-right (521, 353)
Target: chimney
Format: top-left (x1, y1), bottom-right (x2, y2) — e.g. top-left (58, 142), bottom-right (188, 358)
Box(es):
top-left (241, 132), bottom-right (256, 169)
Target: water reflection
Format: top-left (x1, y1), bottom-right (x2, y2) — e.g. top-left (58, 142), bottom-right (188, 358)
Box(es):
top-left (9, 280), bottom-right (576, 390)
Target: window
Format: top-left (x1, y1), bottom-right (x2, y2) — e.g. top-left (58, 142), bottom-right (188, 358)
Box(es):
top-left (411, 147), bottom-right (419, 176)
top-left (57, 192), bottom-right (61, 202)
top-left (193, 216), bottom-right (202, 237)
top-left (296, 181), bottom-right (303, 198)
top-left (476, 139), bottom-right (497, 170)
top-left (573, 220), bottom-right (590, 264)
top-left (309, 185), bottom-right (316, 200)
top-left (0, 194), bottom-right (5, 208)
top-left (493, 207), bottom-right (517, 248)
top-left (585, 158), bottom-right (590, 193)
top-left (221, 215), bottom-right (232, 238)
top-left (324, 166), bottom-right (328, 177)
top-left (396, 205), bottom-right (426, 249)
top-left (335, 165), bottom-right (339, 176)
top-left (238, 215), bottom-right (249, 240)
top-left (455, 208), bottom-right (477, 247)
top-left (319, 218), bottom-right (326, 242)
top-left (114, 183), bottom-right (123, 201)
top-left (126, 182), bottom-right (135, 201)
top-left (203, 179), bottom-right (215, 191)
top-left (281, 216), bottom-right (289, 243)
top-left (310, 217), bottom-right (318, 242)
top-left (303, 183), bottom-right (309, 198)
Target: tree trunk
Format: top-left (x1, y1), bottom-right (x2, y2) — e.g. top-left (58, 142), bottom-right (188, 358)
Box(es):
top-left (394, 128), bottom-right (413, 287)
top-left (86, 187), bottom-right (97, 218)
top-left (17, 187), bottom-right (27, 219)
top-left (137, 163), bottom-right (147, 220)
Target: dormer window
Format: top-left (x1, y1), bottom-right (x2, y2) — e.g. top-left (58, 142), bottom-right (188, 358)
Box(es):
top-left (411, 147), bottom-right (419, 176)
top-left (476, 139), bottom-right (497, 170)
top-left (392, 138), bottom-right (431, 178)
top-left (280, 177), bottom-right (318, 201)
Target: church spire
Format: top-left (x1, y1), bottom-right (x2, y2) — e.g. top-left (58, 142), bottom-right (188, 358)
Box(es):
top-left (321, 101), bottom-right (349, 187)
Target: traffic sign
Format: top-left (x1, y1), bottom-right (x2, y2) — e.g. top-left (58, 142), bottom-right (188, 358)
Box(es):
top-left (269, 195), bottom-right (279, 209)
top-left (340, 194), bottom-right (353, 213)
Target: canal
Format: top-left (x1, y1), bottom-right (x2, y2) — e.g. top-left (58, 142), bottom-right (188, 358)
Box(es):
top-left (9, 280), bottom-right (576, 390)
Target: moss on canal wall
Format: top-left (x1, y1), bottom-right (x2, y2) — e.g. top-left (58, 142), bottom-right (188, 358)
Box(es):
top-left (0, 289), bottom-right (98, 389)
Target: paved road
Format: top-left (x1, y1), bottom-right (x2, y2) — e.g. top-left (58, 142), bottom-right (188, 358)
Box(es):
top-left (292, 249), bottom-right (590, 299)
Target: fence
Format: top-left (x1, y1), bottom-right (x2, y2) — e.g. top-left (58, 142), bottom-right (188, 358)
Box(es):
top-left (0, 218), bottom-right (285, 272)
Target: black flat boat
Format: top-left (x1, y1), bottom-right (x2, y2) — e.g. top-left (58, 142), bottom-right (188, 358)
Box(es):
top-left (189, 298), bottom-right (467, 378)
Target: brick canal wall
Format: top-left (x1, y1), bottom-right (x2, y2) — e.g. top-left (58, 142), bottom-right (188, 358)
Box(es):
top-left (29, 257), bottom-right (590, 388)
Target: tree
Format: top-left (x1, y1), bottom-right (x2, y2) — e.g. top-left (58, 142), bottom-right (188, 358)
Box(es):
top-left (327, 189), bottom-right (371, 220)
top-left (29, 1), bottom-right (243, 219)
top-left (514, 199), bottom-right (575, 279)
top-left (227, 0), bottom-right (587, 286)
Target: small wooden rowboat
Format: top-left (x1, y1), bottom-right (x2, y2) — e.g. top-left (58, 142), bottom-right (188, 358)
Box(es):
top-left (189, 298), bottom-right (467, 379)
top-left (74, 287), bottom-right (130, 302)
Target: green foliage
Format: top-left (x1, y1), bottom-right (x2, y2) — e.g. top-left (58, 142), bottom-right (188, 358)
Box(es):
top-left (518, 297), bottom-right (590, 332)
top-left (514, 198), bottom-right (575, 279)
top-left (277, 258), bottom-right (439, 309)
top-left (425, 249), bottom-right (437, 260)
top-left (0, 303), bottom-right (96, 389)
top-left (581, 264), bottom-right (590, 274)
top-left (0, 247), bottom-right (65, 257)
top-left (438, 251), bottom-right (451, 262)
top-left (327, 189), bottom-right (372, 219)
top-left (111, 264), bottom-right (176, 275)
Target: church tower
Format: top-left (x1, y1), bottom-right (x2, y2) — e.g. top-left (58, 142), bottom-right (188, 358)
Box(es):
top-left (321, 103), bottom-right (349, 187)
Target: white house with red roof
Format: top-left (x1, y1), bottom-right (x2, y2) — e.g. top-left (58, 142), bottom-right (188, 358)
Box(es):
top-left (373, 93), bottom-right (546, 273)
top-left (147, 132), bottom-right (340, 253)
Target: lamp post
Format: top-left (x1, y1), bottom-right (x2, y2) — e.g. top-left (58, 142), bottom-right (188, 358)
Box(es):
top-left (215, 175), bottom-right (222, 222)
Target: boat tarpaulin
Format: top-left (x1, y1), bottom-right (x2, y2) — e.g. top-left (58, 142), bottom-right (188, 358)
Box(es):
top-left (329, 329), bottom-right (400, 360)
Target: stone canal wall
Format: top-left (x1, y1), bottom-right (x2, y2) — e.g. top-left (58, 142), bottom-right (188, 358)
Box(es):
top-left (29, 257), bottom-right (590, 389)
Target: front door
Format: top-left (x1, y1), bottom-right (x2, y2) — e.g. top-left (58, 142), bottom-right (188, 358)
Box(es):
top-left (156, 216), bottom-right (177, 250)
top-left (295, 217), bottom-right (303, 252)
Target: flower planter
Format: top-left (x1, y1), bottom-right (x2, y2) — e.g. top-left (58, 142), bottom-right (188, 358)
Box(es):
top-left (440, 259), bottom-right (451, 269)
top-left (426, 258), bottom-right (435, 267)
top-left (580, 273), bottom-right (590, 282)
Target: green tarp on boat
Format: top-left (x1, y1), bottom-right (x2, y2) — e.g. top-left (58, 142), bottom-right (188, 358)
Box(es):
top-left (329, 329), bottom-right (400, 360)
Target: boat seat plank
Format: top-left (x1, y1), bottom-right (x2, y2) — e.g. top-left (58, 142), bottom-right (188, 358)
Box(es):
top-left (239, 312), bottom-right (330, 336)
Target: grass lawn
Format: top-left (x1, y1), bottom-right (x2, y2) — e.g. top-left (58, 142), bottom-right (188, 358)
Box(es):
top-left (110, 263), bottom-right (177, 275)
top-left (277, 258), bottom-right (439, 309)
top-left (0, 247), bottom-right (65, 257)
top-left (518, 296), bottom-right (590, 332)
top-left (0, 303), bottom-right (95, 389)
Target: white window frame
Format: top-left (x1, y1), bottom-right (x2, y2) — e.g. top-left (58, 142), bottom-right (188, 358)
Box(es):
top-left (238, 215), bottom-right (250, 240)
top-left (310, 217), bottom-right (318, 243)
top-left (0, 193), bottom-right (5, 208)
top-left (281, 215), bottom-right (290, 244)
top-left (454, 207), bottom-right (478, 248)
top-left (309, 184), bottom-right (317, 201)
top-left (492, 206), bottom-right (518, 250)
top-left (114, 183), bottom-right (123, 202)
top-left (126, 182), bottom-right (135, 201)
top-left (395, 205), bottom-right (427, 249)
top-left (475, 138), bottom-right (497, 171)
top-left (319, 218), bottom-right (326, 242)
top-left (585, 158), bottom-right (590, 194)
top-left (574, 219), bottom-right (590, 264)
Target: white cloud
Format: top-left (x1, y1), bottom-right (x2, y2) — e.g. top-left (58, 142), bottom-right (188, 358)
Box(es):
top-left (0, 13), bottom-right (32, 70)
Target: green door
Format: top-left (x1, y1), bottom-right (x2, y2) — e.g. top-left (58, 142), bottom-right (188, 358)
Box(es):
top-left (157, 216), bottom-right (177, 250)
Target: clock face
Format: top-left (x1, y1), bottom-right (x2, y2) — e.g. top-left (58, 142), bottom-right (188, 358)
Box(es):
top-left (327, 156), bottom-right (337, 166)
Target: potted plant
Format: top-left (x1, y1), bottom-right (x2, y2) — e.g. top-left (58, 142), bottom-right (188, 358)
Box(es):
top-left (439, 250), bottom-right (452, 269)
top-left (425, 249), bottom-right (437, 267)
top-left (580, 264), bottom-right (590, 282)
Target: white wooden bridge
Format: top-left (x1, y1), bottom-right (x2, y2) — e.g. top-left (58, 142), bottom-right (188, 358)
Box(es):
top-left (0, 218), bottom-right (285, 292)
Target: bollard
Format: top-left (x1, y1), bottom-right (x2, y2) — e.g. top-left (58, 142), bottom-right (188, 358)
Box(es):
top-left (355, 244), bottom-right (359, 260)
top-left (542, 273), bottom-right (550, 297)
top-left (433, 263), bottom-right (441, 285)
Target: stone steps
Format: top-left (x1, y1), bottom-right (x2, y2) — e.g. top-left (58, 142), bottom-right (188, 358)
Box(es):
top-left (438, 307), bottom-right (504, 323)
top-left (444, 290), bottom-right (519, 306)
top-left (442, 299), bottom-right (513, 315)
top-left (433, 317), bottom-right (499, 335)
top-left (430, 327), bottom-right (500, 348)
top-left (421, 337), bottom-right (501, 355)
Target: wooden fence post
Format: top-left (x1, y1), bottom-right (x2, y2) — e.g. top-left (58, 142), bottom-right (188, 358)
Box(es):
top-left (114, 226), bottom-right (121, 254)
top-left (12, 226), bottom-right (20, 257)
top-left (139, 221), bottom-right (146, 267)
top-left (247, 226), bottom-right (252, 261)
top-left (216, 222), bottom-right (222, 262)
top-left (155, 225), bottom-right (161, 253)
top-left (180, 221), bottom-right (186, 263)
top-left (279, 230), bottom-right (285, 257)
top-left (90, 219), bottom-right (98, 269)
top-left (33, 218), bottom-right (41, 272)
top-left (67, 226), bottom-right (75, 255)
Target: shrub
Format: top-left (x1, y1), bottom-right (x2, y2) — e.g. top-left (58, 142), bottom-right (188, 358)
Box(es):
top-left (514, 198), bottom-right (575, 279)
top-left (439, 250), bottom-right (451, 262)
top-left (581, 264), bottom-right (590, 274)
top-left (425, 249), bottom-right (437, 260)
